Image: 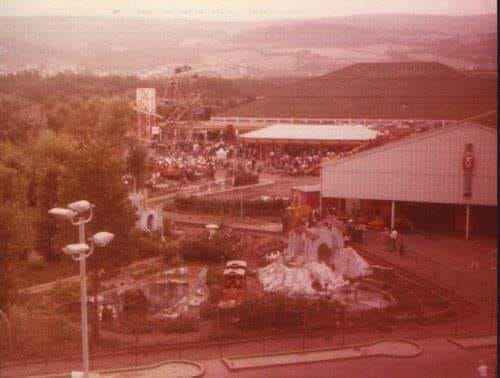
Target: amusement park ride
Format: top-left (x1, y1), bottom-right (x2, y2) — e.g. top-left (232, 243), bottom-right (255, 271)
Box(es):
top-left (134, 65), bottom-right (202, 146)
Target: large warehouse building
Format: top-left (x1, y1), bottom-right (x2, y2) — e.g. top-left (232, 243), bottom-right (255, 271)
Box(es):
top-left (207, 62), bottom-right (496, 131)
top-left (320, 122), bottom-right (497, 238)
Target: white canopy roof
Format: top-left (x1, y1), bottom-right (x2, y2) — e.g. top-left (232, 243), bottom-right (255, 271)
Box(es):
top-left (240, 124), bottom-right (378, 142)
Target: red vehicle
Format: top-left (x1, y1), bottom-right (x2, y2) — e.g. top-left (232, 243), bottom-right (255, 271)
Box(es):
top-left (221, 260), bottom-right (247, 305)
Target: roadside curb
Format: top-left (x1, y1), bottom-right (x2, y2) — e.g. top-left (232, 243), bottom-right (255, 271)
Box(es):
top-left (29, 359), bottom-right (205, 378)
top-left (447, 335), bottom-right (497, 349)
top-left (222, 339), bottom-right (423, 371)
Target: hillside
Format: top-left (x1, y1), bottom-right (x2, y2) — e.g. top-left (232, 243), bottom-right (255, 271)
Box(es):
top-left (234, 23), bottom-right (389, 47)
top-left (0, 14), bottom-right (496, 76)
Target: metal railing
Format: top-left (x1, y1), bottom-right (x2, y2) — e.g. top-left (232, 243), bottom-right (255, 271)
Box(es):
top-left (208, 117), bottom-right (454, 127)
top-left (1, 312), bottom-right (495, 377)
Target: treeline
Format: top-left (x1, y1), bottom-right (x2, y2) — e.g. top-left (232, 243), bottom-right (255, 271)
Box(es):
top-left (0, 72), bottom-right (298, 105)
top-left (0, 91), bottom-right (145, 313)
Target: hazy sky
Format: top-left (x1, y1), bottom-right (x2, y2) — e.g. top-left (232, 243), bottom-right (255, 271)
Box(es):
top-left (0, 0), bottom-right (496, 21)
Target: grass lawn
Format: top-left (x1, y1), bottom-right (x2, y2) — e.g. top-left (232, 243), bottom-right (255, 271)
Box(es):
top-left (14, 258), bottom-right (80, 289)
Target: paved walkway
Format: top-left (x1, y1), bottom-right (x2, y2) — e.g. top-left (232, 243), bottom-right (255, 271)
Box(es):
top-left (203, 337), bottom-right (497, 378)
top-left (19, 336), bottom-right (496, 378)
top-left (353, 230), bottom-right (497, 304)
top-left (223, 340), bottom-right (422, 371)
top-left (448, 335), bottom-right (497, 349)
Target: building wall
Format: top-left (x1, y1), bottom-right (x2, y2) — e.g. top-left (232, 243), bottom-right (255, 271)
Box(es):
top-left (321, 124), bottom-right (497, 206)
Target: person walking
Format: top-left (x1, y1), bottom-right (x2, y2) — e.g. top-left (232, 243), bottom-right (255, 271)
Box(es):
top-left (389, 229), bottom-right (398, 252)
top-left (477, 360), bottom-right (489, 377)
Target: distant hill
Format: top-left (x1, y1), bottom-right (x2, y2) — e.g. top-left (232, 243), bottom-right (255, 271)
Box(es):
top-left (315, 14), bottom-right (497, 35)
top-left (234, 14), bottom-right (497, 47)
top-left (0, 14), bottom-right (496, 74)
top-left (234, 23), bottom-right (388, 47)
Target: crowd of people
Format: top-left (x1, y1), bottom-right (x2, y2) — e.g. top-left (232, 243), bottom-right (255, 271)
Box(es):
top-left (141, 134), bottom-right (399, 193)
top-left (264, 147), bottom-right (346, 176)
top-left (143, 124), bottom-right (413, 185)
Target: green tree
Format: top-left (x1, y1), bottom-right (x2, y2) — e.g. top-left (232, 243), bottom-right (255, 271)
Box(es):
top-left (0, 202), bottom-right (34, 311)
top-left (0, 204), bottom-right (17, 311)
top-left (127, 142), bottom-right (148, 192)
top-left (0, 163), bottom-right (28, 204)
top-left (97, 98), bottom-right (134, 152)
top-left (46, 102), bottom-right (74, 133)
top-left (73, 97), bottom-right (105, 145)
top-left (60, 143), bottom-right (138, 343)
top-left (0, 97), bottom-right (41, 143)
top-left (32, 131), bottom-right (78, 260)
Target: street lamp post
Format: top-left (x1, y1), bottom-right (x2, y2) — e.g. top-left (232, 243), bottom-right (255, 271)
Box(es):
top-left (49, 200), bottom-right (114, 378)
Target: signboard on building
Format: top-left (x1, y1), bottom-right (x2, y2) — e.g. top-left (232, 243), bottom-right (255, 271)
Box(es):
top-left (136, 88), bottom-right (156, 114)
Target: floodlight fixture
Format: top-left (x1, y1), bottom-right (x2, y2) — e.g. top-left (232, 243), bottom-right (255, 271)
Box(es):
top-left (90, 232), bottom-right (114, 248)
top-left (67, 200), bottom-right (92, 214)
top-left (62, 243), bottom-right (90, 256)
top-left (48, 207), bottom-right (77, 220)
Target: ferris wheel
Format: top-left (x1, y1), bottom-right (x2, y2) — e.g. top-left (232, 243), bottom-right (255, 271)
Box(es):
top-left (160, 65), bottom-right (202, 143)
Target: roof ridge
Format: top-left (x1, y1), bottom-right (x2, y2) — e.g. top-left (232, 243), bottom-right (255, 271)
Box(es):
top-left (319, 61), bottom-right (464, 80)
top-left (322, 122), bottom-right (495, 168)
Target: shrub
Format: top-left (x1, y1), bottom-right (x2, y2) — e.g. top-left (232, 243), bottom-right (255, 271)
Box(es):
top-left (161, 317), bottom-right (199, 333)
top-left (206, 265), bottom-right (224, 286)
top-left (238, 294), bottom-right (310, 331)
top-left (8, 305), bottom-right (80, 358)
top-left (49, 281), bottom-right (81, 313)
top-left (136, 237), bottom-right (163, 258)
top-left (199, 302), bottom-right (217, 320)
top-left (174, 195), bottom-right (288, 217)
top-left (165, 251), bottom-right (184, 267)
top-left (233, 170), bottom-right (259, 187)
top-left (177, 231), bottom-right (242, 263)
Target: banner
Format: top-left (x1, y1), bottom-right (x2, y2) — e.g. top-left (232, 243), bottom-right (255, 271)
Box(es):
top-left (136, 88), bottom-right (156, 114)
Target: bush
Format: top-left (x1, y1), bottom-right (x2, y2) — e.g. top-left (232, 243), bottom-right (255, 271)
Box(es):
top-left (49, 281), bottom-right (81, 313)
top-left (199, 302), bottom-right (217, 320)
top-left (238, 295), bottom-right (306, 331)
top-left (161, 317), bottom-right (199, 333)
top-left (8, 305), bottom-right (80, 358)
top-left (233, 170), bottom-right (259, 187)
top-left (206, 265), bottom-right (224, 286)
top-left (177, 231), bottom-right (242, 263)
top-left (174, 195), bottom-right (288, 217)
top-left (136, 237), bottom-right (163, 258)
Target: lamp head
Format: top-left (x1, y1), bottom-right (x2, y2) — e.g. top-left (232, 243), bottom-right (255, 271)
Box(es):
top-left (62, 243), bottom-right (90, 256)
top-left (67, 200), bottom-right (92, 214)
top-left (48, 208), bottom-right (77, 220)
top-left (91, 232), bottom-right (115, 248)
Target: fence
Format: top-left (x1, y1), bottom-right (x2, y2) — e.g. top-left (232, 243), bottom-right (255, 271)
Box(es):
top-left (208, 117), bottom-right (454, 127)
top-left (173, 194), bottom-right (288, 218)
top-left (2, 234), bottom-right (496, 377)
top-left (362, 241), bottom-right (497, 306)
top-left (1, 310), bottom-right (495, 378)
top-left (146, 178), bottom-right (235, 205)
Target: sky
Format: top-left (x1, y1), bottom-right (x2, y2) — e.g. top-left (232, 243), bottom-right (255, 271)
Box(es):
top-left (0, 0), bottom-right (496, 21)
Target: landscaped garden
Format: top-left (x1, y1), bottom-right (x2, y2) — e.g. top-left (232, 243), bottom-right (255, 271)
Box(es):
top-left (2, 228), bottom-right (466, 362)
